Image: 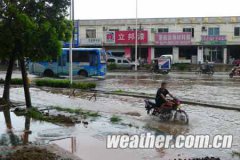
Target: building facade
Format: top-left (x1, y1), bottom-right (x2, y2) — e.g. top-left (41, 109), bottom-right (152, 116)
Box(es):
top-left (76, 16), bottom-right (240, 64)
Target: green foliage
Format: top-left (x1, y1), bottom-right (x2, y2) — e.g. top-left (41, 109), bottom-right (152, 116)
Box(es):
top-left (26, 108), bottom-right (74, 124)
top-left (71, 82), bottom-right (96, 90)
top-left (52, 106), bottom-right (100, 118)
top-left (0, 0), bottom-right (72, 61)
top-left (35, 79), bottom-right (70, 88)
top-left (35, 79), bottom-right (96, 89)
top-left (114, 89), bottom-right (124, 93)
top-left (232, 151), bottom-right (240, 158)
top-left (110, 115), bottom-right (122, 123)
top-left (107, 63), bottom-right (117, 70)
top-left (0, 78), bottom-right (23, 85)
top-left (172, 63), bottom-right (190, 71)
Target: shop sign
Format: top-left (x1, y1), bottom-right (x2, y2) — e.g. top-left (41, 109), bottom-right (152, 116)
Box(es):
top-left (201, 35), bottom-right (227, 45)
top-left (80, 38), bottom-right (102, 45)
top-left (155, 32), bottom-right (192, 45)
top-left (115, 31), bottom-right (148, 44)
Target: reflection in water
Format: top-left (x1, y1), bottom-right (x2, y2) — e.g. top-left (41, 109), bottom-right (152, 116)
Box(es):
top-left (22, 116), bottom-right (31, 145)
top-left (0, 109), bottom-right (31, 147)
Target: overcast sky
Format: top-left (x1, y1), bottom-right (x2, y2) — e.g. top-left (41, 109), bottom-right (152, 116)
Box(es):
top-left (74, 0), bottom-right (240, 20)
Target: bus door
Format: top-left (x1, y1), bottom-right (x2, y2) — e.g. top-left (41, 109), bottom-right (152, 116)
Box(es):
top-left (58, 53), bottom-right (67, 75)
top-left (89, 52), bottom-right (98, 74)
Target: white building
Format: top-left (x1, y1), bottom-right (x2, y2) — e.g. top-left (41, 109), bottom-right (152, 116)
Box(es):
top-left (75, 16), bottom-right (240, 64)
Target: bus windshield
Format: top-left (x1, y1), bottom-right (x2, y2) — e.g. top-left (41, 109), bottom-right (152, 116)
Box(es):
top-left (100, 51), bottom-right (107, 64)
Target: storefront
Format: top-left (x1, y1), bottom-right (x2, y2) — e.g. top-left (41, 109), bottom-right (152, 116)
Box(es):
top-left (200, 35), bottom-right (227, 64)
top-left (154, 32), bottom-right (194, 63)
top-left (105, 30), bottom-right (151, 63)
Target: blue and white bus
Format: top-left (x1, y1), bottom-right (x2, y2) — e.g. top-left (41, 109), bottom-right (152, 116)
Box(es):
top-left (29, 48), bottom-right (107, 77)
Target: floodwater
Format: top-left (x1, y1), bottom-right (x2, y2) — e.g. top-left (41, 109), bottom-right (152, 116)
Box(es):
top-left (0, 87), bottom-right (239, 159)
top-left (0, 72), bottom-right (239, 160)
top-left (96, 72), bottom-right (240, 108)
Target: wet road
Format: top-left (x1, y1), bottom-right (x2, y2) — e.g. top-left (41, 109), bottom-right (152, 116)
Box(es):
top-left (96, 72), bottom-right (240, 108)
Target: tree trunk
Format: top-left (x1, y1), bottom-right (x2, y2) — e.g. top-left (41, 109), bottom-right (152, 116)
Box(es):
top-left (19, 58), bottom-right (32, 108)
top-left (2, 55), bottom-right (15, 102)
top-left (23, 116), bottom-right (31, 145)
top-left (3, 108), bottom-right (12, 129)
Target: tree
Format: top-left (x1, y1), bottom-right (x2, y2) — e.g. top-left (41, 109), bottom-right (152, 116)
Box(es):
top-left (0, 0), bottom-right (72, 108)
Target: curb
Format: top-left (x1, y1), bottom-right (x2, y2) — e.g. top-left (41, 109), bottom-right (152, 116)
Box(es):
top-left (91, 89), bottom-right (240, 112)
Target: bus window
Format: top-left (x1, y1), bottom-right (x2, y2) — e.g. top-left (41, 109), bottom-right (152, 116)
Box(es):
top-left (73, 51), bottom-right (89, 62)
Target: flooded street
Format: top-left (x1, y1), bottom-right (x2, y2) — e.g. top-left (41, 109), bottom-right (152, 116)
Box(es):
top-left (96, 72), bottom-right (240, 108)
top-left (0, 72), bottom-right (240, 160)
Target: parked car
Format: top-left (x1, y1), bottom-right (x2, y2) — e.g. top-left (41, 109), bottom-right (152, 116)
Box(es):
top-left (232, 59), bottom-right (240, 66)
top-left (107, 57), bottom-right (139, 70)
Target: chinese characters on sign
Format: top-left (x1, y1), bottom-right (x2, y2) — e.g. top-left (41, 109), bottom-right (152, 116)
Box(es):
top-left (115, 31), bottom-right (148, 44)
top-left (201, 35), bottom-right (227, 45)
top-left (105, 31), bottom-right (115, 43)
top-left (201, 35), bottom-right (226, 41)
top-left (155, 32), bottom-right (192, 45)
top-left (80, 38), bottom-right (102, 45)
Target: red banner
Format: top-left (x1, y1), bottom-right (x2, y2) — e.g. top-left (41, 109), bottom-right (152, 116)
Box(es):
top-left (115, 31), bottom-right (148, 44)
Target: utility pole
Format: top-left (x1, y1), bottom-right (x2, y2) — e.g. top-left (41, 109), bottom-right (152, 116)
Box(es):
top-left (135, 0), bottom-right (138, 71)
top-left (69, 0), bottom-right (74, 84)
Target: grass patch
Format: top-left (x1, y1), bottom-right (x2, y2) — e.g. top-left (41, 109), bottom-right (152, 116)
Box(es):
top-left (232, 151), bottom-right (240, 158)
top-left (52, 106), bottom-right (100, 118)
top-left (0, 78), bottom-right (24, 85)
top-left (107, 63), bottom-right (117, 70)
top-left (114, 89), bottom-right (124, 93)
top-left (110, 115), bottom-right (122, 123)
top-left (172, 63), bottom-right (190, 71)
top-left (26, 108), bottom-right (74, 124)
top-left (35, 79), bottom-right (96, 89)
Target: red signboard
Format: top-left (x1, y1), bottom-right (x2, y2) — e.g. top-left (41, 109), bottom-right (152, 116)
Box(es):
top-left (115, 31), bottom-right (148, 44)
top-left (155, 32), bottom-right (192, 45)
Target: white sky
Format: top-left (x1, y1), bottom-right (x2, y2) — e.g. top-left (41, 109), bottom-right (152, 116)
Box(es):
top-left (74, 0), bottom-right (240, 20)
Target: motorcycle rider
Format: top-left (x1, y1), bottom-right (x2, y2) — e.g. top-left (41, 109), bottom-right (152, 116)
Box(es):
top-left (155, 82), bottom-right (175, 109)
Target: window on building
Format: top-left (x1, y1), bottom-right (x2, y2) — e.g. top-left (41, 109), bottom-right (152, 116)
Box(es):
top-left (234, 27), bottom-right (240, 36)
top-left (86, 29), bottom-right (96, 38)
top-left (208, 27), bottom-right (220, 36)
top-left (158, 28), bottom-right (169, 33)
top-left (183, 28), bottom-right (194, 37)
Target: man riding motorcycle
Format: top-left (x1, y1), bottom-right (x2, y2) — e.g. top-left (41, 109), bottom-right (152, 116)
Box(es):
top-left (155, 82), bottom-right (175, 110)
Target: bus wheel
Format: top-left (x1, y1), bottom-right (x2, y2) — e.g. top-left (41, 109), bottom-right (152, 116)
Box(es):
top-left (43, 69), bottom-right (54, 77)
top-left (78, 70), bottom-right (88, 77)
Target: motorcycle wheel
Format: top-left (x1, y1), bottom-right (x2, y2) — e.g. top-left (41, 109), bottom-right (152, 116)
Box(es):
top-left (159, 112), bottom-right (173, 121)
top-left (195, 71), bottom-right (201, 75)
top-left (174, 110), bottom-right (189, 124)
top-left (208, 71), bottom-right (214, 76)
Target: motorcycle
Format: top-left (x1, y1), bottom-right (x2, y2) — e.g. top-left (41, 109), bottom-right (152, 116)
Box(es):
top-left (195, 64), bottom-right (214, 75)
top-left (229, 67), bottom-right (240, 78)
top-left (144, 98), bottom-right (189, 124)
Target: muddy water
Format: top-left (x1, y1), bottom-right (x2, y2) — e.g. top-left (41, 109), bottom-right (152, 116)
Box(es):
top-left (0, 86), bottom-right (239, 160)
top-left (96, 72), bottom-right (240, 107)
